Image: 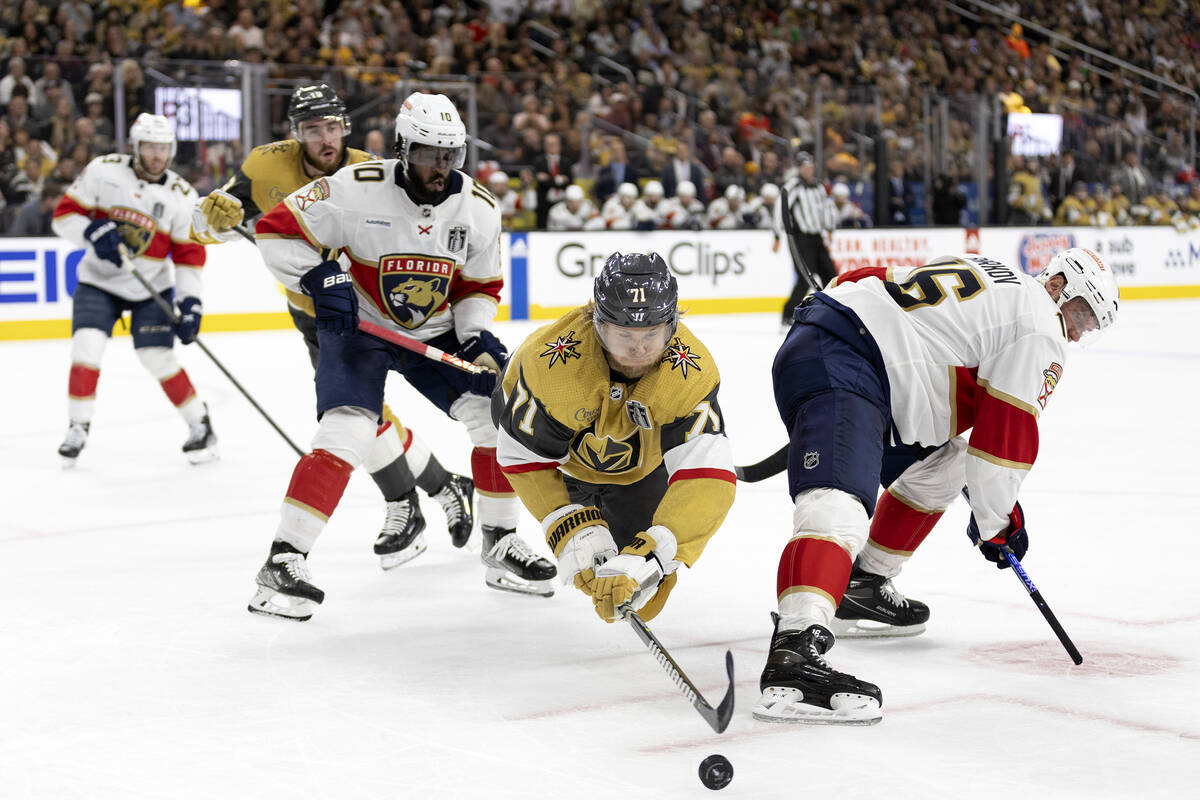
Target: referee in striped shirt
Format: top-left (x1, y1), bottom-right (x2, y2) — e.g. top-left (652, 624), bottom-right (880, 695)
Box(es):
top-left (775, 151), bottom-right (838, 326)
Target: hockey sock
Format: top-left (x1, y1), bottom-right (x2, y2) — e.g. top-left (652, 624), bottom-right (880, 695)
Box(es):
top-left (777, 536), bottom-right (852, 629)
top-left (472, 447), bottom-right (519, 528)
top-left (277, 449), bottom-right (354, 552)
top-left (858, 488), bottom-right (944, 578)
top-left (364, 420), bottom-right (417, 501)
top-left (410, 434), bottom-right (450, 496)
top-left (68, 362), bottom-right (100, 423)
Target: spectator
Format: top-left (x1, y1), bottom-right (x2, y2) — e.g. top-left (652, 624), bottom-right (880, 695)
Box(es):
top-left (931, 173), bottom-right (967, 226)
top-left (1053, 181), bottom-right (1095, 226)
top-left (0, 57), bottom-right (36, 106)
top-left (832, 182), bottom-right (871, 228)
top-left (83, 92), bottom-right (116, 143)
top-left (8, 180), bottom-right (64, 235)
top-left (228, 8), bottom-right (264, 50)
top-left (660, 139), bottom-right (708, 199)
top-left (711, 146), bottom-right (747, 200)
top-left (532, 131), bottom-right (574, 229)
top-left (363, 129), bottom-right (387, 158)
top-left (1007, 154), bottom-right (1050, 225)
top-left (592, 137), bottom-right (638, 206)
top-left (1111, 150), bottom-right (1154, 205)
top-left (887, 160), bottom-right (915, 225)
top-left (4, 93), bottom-right (37, 139)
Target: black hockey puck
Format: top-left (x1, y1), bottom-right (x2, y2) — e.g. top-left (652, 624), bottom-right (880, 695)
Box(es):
top-left (698, 754), bottom-right (733, 790)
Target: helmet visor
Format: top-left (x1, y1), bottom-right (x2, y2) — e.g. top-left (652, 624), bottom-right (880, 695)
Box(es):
top-left (408, 143), bottom-right (466, 170)
top-left (296, 117), bottom-right (348, 142)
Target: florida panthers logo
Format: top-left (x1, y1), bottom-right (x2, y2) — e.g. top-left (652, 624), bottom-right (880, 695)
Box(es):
top-left (571, 429), bottom-right (642, 474)
top-left (379, 254), bottom-right (454, 329)
top-left (108, 206), bottom-right (156, 257)
top-left (1037, 362), bottom-right (1063, 409)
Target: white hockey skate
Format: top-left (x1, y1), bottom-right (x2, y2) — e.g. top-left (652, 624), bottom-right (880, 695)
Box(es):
top-left (752, 619), bottom-right (882, 726)
top-left (183, 403), bottom-right (219, 464)
top-left (374, 491), bottom-right (427, 570)
top-left (58, 421), bottom-right (89, 468)
top-left (247, 542), bottom-right (325, 621)
top-left (481, 526), bottom-right (556, 597)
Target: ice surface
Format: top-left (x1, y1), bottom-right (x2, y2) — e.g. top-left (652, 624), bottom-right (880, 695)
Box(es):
top-left (3, 302), bottom-right (1198, 798)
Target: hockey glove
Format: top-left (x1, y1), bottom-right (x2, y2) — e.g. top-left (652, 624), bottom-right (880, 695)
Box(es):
top-left (592, 525), bottom-right (680, 623)
top-left (456, 330), bottom-right (509, 396)
top-left (176, 297), bottom-right (203, 344)
top-left (299, 260), bottom-right (358, 336)
top-left (84, 218), bottom-right (124, 267)
top-left (967, 501), bottom-right (1028, 569)
top-left (543, 504), bottom-right (618, 597)
top-left (191, 189), bottom-right (243, 244)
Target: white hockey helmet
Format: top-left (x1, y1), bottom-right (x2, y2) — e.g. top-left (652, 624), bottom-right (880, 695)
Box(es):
top-left (565, 184), bottom-right (585, 202)
top-left (129, 112), bottom-right (176, 164)
top-left (488, 170), bottom-right (509, 186)
top-left (394, 92), bottom-right (467, 175)
top-left (724, 184), bottom-right (745, 202)
top-left (617, 182), bottom-right (639, 199)
top-left (1039, 247), bottom-right (1120, 332)
top-left (644, 179), bottom-right (664, 197)
top-left (761, 182), bottom-right (780, 200)
top-left (677, 180), bottom-right (697, 198)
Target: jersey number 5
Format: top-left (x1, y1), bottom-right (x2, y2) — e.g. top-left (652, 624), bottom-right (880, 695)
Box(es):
top-left (885, 266), bottom-right (984, 310)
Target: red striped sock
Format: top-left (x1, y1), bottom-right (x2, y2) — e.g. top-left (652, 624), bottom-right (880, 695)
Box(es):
top-left (777, 536), bottom-right (852, 605)
top-left (868, 489), bottom-right (944, 556)
top-left (284, 449), bottom-right (354, 520)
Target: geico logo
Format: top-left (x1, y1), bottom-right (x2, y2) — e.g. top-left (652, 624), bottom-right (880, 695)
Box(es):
top-left (555, 240), bottom-right (748, 285)
top-left (0, 246), bottom-right (86, 305)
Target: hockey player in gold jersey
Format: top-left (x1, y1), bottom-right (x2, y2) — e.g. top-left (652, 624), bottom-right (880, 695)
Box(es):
top-left (191, 84), bottom-right (474, 574)
top-left (495, 253), bottom-right (737, 622)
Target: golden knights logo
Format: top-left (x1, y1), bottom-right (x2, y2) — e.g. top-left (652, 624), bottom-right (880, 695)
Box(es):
top-left (1037, 362), bottom-right (1062, 409)
top-left (662, 337), bottom-right (702, 378)
top-left (571, 428), bottom-right (642, 474)
top-left (379, 254), bottom-right (454, 329)
top-left (108, 206), bottom-right (156, 257)
top-left (539, 331), bottom-right (581, 368)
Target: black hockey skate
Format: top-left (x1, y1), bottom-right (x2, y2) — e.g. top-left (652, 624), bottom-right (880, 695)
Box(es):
top-left (182, 403), bottom-right (219, 464)
top-left (753, 614), bottom-right (882, 725)
top-left (430, 474), bottom-right (474, 548)
top-left (247, 541), bottom-right (325, 621)
top-left (58, 421), bottom-right (89, 467)
top-left (832, 565), bottom-right (930, 638)
top-left (374, 490), bottom-right (427, 570)
top-left (481, 526), bottom-right (557, 597)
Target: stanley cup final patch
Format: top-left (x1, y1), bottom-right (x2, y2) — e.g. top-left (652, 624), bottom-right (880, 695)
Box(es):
top-left (625, 399), bottom-right (653, 429)
top-left (447, 225), bottom-right (467, 252)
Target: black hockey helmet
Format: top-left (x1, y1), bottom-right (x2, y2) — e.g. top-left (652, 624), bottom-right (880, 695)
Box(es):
top-left (288, 83), bottom-right (351, 136)
top-left (593, 252), bottom-right (678, 331)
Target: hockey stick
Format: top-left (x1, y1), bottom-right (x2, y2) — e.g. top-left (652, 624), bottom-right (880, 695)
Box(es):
top-left (234, 224), bottom-right (256, 243)
top-left (735, 443), bottom-right (788, 483)
top-left (780, 184), bottom-right (826, 295)
top-left (1002, 548), bottom-right (1084, 665)
top-left (961, 488), bottom-right (1082, 665)
top-left (622, 608), bottom-right (735, 734)
top-left (357, 320), bottom-right (487, 374)
top-left (117, 245), bottom-right (306, 456)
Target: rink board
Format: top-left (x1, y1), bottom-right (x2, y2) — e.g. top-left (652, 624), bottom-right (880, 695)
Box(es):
top-left (2, 226), bottom-right (1198, 339)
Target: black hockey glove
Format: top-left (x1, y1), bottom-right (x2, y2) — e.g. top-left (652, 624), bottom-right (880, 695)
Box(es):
top-left (176, 297), bottom-right (203, 344)
top-left (300, 260), bottom-right (358, 336)
top-left (84, 218), bottom-right (124, 267)
top-left (967, 501), bottom-right (1028, 569)
top-left (456, 330), bottom-right (508, 396)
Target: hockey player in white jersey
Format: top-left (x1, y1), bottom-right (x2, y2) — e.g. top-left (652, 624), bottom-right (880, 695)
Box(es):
top-left (546, 184), bottom-right (596, 231)
top-left (247, 92), bottom-right (555, 620)
top-left (52, 113), bottom-right (216, 466)
top-left (585, 182), bottom-right (637, 230)
top-left (756, 249), bottom-right (1119, 725)
top-left (660, 180), bottom-right (705, 230)
top-left (631, 180), bottom-right (668, 230)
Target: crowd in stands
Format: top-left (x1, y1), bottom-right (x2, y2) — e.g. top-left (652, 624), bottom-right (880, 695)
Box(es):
top-left (3, 0), bottom-right (1200, 235)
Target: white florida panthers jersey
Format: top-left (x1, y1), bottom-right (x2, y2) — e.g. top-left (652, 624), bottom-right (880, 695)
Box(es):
top-left (52, 154), bottom-right (205, 301)
top-left (823, 254), bottom-right (1070, 537)
top-left (255, 160), bottom-right (503, 342)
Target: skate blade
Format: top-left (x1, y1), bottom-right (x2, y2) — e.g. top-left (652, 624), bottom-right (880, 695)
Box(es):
top-left (378, 535), bottom-right (428, 570)
top-left (60, 456), bottom-right (80, 470)
top-left (752, 687), bottom-right (882, 726)
top-left (185, 445), bottom-right (220, 465)
top-left (830, 617), bottom-right (927, 639)
top-left (484, 567), bottom-right (555, 597)
top-left (247, 586), bottom-right (316, 621)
